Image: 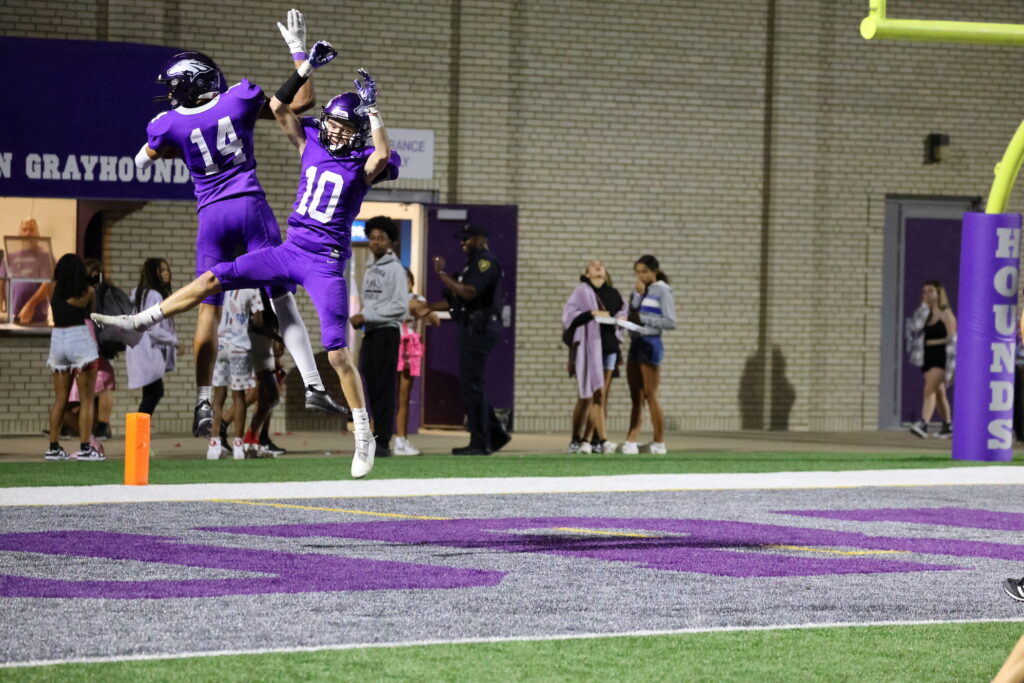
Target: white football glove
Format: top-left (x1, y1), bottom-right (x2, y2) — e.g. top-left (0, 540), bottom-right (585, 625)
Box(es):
top-left (277, 8), bottom-right (307, 57)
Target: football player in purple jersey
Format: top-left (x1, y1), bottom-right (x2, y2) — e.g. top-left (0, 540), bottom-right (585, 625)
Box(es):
top-left (96, 44), bottom-right (401, 479)
top-left (133, 9), bottom-right (346, 439)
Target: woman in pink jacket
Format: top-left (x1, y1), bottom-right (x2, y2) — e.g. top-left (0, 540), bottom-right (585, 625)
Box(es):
top-left (562, 260), bottom-right (626, 454)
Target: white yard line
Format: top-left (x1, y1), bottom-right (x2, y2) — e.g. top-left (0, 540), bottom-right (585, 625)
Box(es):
top-left (2, 467), bottom-right (1024, 506)
top-left (3, 617), bottom-right (1023, 669)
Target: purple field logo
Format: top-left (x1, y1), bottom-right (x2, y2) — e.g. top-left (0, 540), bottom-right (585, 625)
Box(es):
top-left (1, 510), bottom-right (1019, 599)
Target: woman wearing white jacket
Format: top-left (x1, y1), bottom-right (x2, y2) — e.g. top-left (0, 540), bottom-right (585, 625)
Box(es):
top-left (126, 259), bottom-right (178, 415)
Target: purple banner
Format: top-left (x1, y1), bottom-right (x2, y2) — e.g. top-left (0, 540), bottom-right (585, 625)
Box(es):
top-left (952, 212), bottom-right (1021, 461)
top-left (0, 37), bottom-right (194, 201)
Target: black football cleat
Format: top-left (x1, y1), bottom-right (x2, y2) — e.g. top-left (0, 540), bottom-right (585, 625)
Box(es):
top-left (304, 386), bottom-right (350, 416)
top-left (1004, 578), bottom-right (1024, 602)
top-left (192, 399), bottom-right (214, 438)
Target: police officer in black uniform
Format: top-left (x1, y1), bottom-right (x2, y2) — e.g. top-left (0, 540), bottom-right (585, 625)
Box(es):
top-left (430, 224), bottom-right (511, 455)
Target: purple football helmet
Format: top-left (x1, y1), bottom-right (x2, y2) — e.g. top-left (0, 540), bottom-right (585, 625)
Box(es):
top-left (154, 51), bottom-right (227, 109)
top-left (318, 93), bottom-right (370, 156)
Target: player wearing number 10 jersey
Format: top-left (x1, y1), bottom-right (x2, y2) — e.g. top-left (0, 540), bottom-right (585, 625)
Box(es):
top-left (134, 10), bottom-right (345, 439)
top-left (96, 43), bottom-right (399, 479)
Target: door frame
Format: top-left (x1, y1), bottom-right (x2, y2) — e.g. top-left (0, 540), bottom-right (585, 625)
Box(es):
top-left (878, 195), bottom-right (980, 429)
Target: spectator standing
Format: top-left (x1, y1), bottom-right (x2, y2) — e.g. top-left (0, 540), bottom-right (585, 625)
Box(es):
top-left (349, 216), bottom-right (408, 459)
top-left (72, 259), bottom-right (118, 440)
top-left (622, 255), bottom-right (677, 455)
top-left (396, 267), bottom-right (439, 455)
top-left (581, 260), bottom-right (626, 453)
top-left (44, 254), bottom-right (103, 461)
top-left (208, 288), bottom-right (263, 460)
top-left (906, 280), bottom-right (956, 438)
top-left (429, 224), bottom-right (510, 455)
top-left (127, 259), bottom-right (177, 415)
top-left (245, 288), bottom-right (288, 457)
top-left (562, 260), bottom-right (622, 454)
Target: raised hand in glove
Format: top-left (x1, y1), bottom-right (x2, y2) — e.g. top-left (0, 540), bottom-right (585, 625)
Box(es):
top-left (277, 8), bottom-right (307, 58)
top-left (308, 40), bottom-right (337, 69)
top-left (354, 68), bottom-right (378, 113)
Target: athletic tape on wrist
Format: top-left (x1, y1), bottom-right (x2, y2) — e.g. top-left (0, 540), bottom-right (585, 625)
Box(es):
top-left (134, 144), bottom-right (155, 171)
top-left (275, 69), bottom-right (309, 104)
top-left (369, 112), bottom-right (384, 131)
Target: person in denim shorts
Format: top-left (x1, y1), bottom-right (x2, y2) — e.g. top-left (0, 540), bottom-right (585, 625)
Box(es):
top-left (622, 255), bottom-right (677, 456)
top-left (45, 254), bottom-right (103, 461)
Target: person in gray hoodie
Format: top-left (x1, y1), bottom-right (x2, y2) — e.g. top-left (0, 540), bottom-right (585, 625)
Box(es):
top-left (350, 216), bottom-right (408, 457)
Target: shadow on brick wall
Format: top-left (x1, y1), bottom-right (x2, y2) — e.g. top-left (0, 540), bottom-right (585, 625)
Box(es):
top-left (738, 345), bottom-right (795, 430)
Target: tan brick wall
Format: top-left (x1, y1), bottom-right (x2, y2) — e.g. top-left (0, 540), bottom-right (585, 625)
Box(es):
top-left (2, 0), bottom-right (1023, 437)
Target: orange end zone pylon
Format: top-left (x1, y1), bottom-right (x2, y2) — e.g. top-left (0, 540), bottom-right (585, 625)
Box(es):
top-left (124, 412), bottom-right (150, 486)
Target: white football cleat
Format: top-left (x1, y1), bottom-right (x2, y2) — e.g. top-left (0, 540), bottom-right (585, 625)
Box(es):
top-left (599, 440), bottom-right (617, 454)
top-left (91, 312), bottom-right (148, 332)
top-left (649, 442), bottom-right (667, 455)
top-left (578, 441), bottom-right (593, 454)
top-left (621, 441), bottom-right (639, 454)
top-left (351, 433), bottom-right (376, 478)
top-left (231, 437), bottom-right (245, 460)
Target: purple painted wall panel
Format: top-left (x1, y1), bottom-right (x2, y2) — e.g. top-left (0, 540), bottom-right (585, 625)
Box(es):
top-left (423, 205), bottom-right (517, 427)
top-left (900, 217), bottom-right (961, 423)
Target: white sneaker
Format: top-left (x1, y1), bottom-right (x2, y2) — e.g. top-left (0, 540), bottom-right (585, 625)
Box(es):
top-left (206, 438), bottom-right (223, 460)
top-left (393, 436), bottom-right (421, 456)
top-left (568, 440), bottom-right (582, 454)
top-left (621, 441), bottom-right (639, 454)
top-left (231, 437), bottom-right (245, 460)
top-left (351, 432), bottom-right (376, 478)
top-left (75, 445), bottom-right (106, 461)
top-left (599, 440), bottom-right (617, 454)
top-left (649, 442), bottom-right (667, 455)
top-left (578, 441), bottom-right (593, 454)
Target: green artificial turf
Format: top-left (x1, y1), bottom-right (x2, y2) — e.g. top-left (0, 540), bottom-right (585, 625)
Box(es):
top-left (0, 450), bottom-right (1018, 488)
top-left (4, 621), bottom-right (1022, 682)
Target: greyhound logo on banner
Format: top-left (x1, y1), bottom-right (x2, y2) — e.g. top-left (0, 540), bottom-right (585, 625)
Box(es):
top-left (953, 212), bottom-right (1021, 461)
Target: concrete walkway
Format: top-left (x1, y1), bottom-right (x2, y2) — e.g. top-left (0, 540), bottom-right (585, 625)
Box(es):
top-left (0, 427), bottom-right (992, 463)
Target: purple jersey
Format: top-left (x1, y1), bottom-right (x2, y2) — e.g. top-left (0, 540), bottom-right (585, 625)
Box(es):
top-left (285, 118), bottom-right (401, 259)
top-left (146, 80), bottom-right (266, 211)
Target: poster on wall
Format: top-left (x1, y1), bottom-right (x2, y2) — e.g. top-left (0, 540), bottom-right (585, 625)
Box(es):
top-left (0, 37), bottom-right (194, 201)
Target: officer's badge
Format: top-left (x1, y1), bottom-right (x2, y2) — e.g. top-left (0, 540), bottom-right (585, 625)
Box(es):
top-left (478, 259), bottom-right (491, 272)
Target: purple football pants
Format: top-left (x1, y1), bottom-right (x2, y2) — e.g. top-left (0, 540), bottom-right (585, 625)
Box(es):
top-left (211, 240), bottom-right (349, 350)
top-left (195, 194), bottom-right (294, 305)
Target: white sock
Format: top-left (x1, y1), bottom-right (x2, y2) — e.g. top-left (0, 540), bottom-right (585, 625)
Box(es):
top-left (351, 408), bottom-right (370, 436)
top-left (197, 386), bottom-right (211, 403)
top-left (135, 304), bottom-right (165, 329)
top-left (272, 293), bottom-right (324, 390)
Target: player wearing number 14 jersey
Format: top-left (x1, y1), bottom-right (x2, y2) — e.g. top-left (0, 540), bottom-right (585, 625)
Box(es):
top-left (96, 42), bottom-right (400, 478)
top-left (134, 10), bottom-right (345, 438)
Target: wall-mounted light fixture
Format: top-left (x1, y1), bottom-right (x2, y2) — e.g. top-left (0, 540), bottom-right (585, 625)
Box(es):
top-left (924, 133), bottom-right (950, 164)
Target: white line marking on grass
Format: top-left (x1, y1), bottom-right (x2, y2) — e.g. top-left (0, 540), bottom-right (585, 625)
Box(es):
top-left (3, 467), bottom-right (1024, 506)
top-left (3, 618), bottom-right (1024, 669)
